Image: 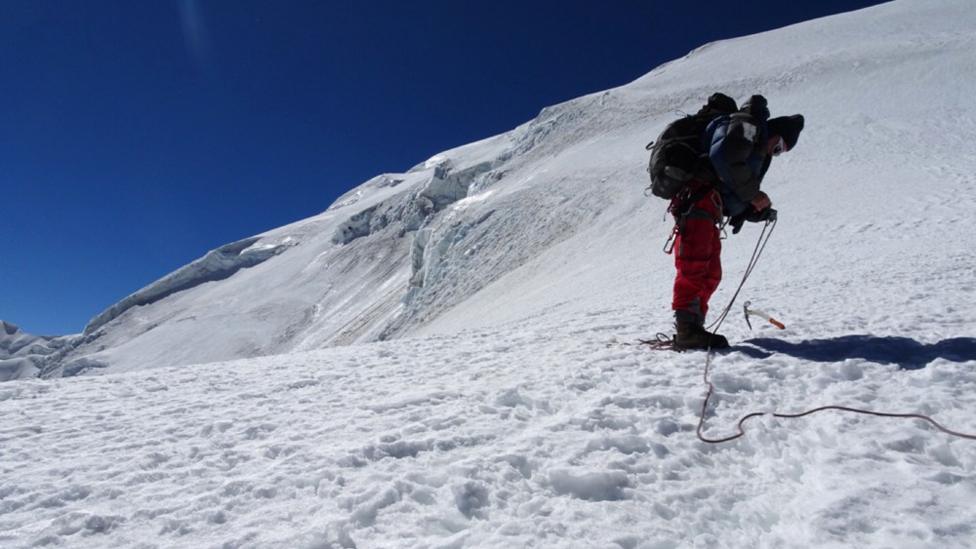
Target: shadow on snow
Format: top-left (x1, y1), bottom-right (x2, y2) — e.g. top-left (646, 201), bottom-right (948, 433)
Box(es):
top-left (730, 335), bottom-right (976, 370)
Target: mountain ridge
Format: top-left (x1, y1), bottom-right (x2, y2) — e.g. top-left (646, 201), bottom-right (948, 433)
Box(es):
top-left (4, 0), bottom-right (974, 380)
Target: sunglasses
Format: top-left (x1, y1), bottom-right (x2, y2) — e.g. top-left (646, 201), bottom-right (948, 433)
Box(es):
top-left (771, 136), bottom-right (787, 156)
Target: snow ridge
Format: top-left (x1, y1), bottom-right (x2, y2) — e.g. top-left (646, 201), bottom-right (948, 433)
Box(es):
top-left (83, 236), bottom-right (296, 335)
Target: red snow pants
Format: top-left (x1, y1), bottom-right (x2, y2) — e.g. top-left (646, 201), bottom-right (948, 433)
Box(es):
top-left (671, 187), bottom-right (723, 322)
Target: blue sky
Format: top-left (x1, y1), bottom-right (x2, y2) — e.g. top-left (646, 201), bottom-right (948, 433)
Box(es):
top-left (1, 0), bottom-right (886, 335)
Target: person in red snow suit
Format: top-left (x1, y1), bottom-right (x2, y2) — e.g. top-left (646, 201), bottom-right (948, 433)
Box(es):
top-left (670, 96), bottom-right (804, 350)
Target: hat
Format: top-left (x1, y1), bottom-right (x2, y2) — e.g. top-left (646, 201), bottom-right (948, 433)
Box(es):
top-left (741, 95), bottom-right (769, 121)
top-left (767, 115), bottom-right (804, 150)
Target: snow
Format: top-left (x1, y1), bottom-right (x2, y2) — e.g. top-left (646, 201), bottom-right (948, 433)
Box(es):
top-left (2, 308), bottom-right (975, 547)
top-left (15, 0), bottom-right (976, 377)
top-left (83, 235), bottom-right (298, 337)
top-left (3, 0), bottom-right (976, 546)
top-left (0, 322), bottom-right (77, 382)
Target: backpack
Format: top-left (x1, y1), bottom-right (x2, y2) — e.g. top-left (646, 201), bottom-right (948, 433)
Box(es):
top-left (645, 93), bottom-right (738, 199)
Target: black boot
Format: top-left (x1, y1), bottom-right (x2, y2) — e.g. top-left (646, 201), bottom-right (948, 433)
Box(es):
top-left (674, 319), bottom-right (729, 351)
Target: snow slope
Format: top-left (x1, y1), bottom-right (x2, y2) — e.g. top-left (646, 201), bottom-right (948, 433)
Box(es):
top-left (3, 0), bottom-right (976, 547)
top-left (9, 0), bottom-right (975, 379)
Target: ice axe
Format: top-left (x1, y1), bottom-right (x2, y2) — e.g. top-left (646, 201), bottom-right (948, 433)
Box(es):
top-left (743, 300), bottom-right (786, 330)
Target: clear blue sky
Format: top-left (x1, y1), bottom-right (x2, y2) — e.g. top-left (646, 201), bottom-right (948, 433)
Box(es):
top-left (1, 0), bottom-right (886, 335)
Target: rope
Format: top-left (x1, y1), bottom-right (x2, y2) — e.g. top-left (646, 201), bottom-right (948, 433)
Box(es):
top-left (694, 217), bottom-right (976, 443)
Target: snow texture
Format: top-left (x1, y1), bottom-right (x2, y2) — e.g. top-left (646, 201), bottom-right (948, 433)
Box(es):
top-left (2, 309), bottom-right (975, 548)
top-left (3, 0), bottom-right (976, 547)
top-left (0, 322), bottom-right (78, 382)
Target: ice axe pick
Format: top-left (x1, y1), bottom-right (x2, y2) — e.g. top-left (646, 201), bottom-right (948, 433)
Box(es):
top-left (743, 300), bottom-right (786, 330)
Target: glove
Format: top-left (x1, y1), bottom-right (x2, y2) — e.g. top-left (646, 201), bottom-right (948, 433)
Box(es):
top-left (730, 207), bottom-right (776, 234)
top-left (729, 213), bottom-right (747, 234)
top-left (745, 206), bottom-right (776, 223)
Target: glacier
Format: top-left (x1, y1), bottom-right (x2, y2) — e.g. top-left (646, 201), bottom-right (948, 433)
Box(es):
top-left (7, 0), bottom-right (972, 380)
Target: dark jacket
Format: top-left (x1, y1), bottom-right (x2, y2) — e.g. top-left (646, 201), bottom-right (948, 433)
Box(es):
top-left (704, 113), bottom-right (772, 217)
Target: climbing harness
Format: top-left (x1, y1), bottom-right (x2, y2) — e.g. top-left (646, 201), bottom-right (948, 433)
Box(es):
top-left (663, 186), bottom-right (722, 255)
top-left (694, 216), bottom-right (976, 443)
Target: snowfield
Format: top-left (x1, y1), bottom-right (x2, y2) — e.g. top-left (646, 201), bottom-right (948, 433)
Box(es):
top-left (4, 0), bottom-right (976, 547)
top-left (2, 307), bottom-right (976, 548)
